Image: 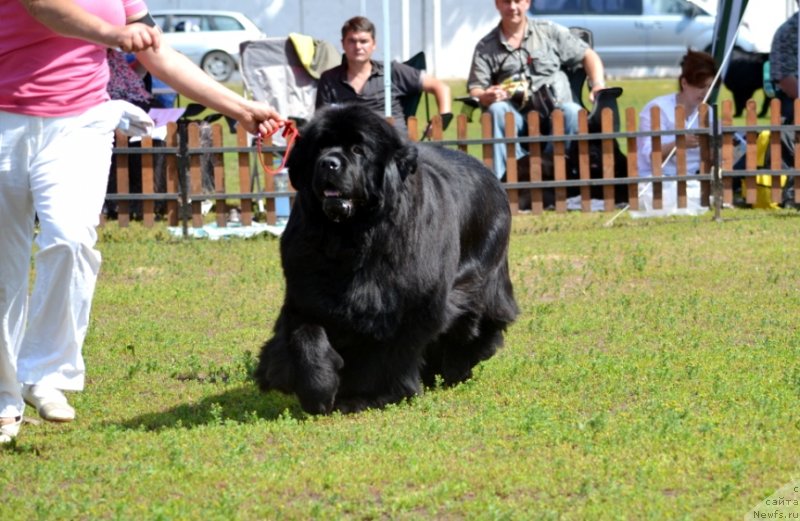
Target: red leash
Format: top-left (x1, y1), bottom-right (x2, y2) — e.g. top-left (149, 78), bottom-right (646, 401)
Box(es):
top-left (256, 120), bottom-right (299, 175)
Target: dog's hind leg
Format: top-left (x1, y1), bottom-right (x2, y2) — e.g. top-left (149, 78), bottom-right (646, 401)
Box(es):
top-left (448, 318), bottom-right (506, 385)
top-left (256, 322), bottom-right (343, 415)
top-left (422, 313), bottom-right (507, 387)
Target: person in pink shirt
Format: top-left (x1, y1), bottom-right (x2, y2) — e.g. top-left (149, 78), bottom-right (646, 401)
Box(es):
top-left (0, 0), bottom-right (283, 443)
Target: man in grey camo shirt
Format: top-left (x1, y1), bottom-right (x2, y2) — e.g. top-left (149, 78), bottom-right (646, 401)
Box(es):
top-left (468, 0), bottom-right (606, 179)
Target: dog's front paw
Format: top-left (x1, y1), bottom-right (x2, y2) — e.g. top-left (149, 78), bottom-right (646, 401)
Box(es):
top-left (293, 326), bottom-right (344, 415)
top-left (254, 337), bottom-right (293, 393)
top-left (332, 397), bottom-right (372, 414)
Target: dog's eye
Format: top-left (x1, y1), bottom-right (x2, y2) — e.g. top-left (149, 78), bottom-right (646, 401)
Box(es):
top-left (351, 145), bottom-right (365, 156)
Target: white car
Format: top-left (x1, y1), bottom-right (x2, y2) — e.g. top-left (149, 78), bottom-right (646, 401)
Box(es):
top-left (151, 10), bottom-right (265, 82)
top-left (529, 0), bottom-right (758, 77)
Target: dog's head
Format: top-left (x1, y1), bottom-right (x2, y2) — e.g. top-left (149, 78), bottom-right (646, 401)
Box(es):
top-left (286, 104), bottom-right (418, 223)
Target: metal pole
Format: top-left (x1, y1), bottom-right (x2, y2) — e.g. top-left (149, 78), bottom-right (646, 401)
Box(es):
top-left (383, 0), bottom-right (392, 118)
top-left (401, 0), bottom-right (410, 60)
top-left (432, 0), bottom-right (442, 77)
top-left (711, 104), bottom-right (723, 222)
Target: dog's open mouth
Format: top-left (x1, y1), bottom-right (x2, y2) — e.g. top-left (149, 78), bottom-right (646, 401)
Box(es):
top-left (322, 189), bottom-right (355, 222)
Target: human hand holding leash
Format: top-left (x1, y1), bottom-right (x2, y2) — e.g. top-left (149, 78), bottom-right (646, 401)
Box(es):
top-left (257, 119), bottom-right (299, 175)
top-left (241, 100), bottom-right (285, 137)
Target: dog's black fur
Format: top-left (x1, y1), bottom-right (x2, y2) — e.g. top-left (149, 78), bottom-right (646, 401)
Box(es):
top-left (254, 104), bottom-right (518, 414)
top-left (724, 49), bottom-right (770, 118)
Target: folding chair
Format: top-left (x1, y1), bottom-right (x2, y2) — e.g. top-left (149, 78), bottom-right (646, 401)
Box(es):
top-left (401, 51), bottom-right (431, 124)
top-left (239, 35), bottom-right (338, 217)
top-left (240, 37), bottom-right (322, 126)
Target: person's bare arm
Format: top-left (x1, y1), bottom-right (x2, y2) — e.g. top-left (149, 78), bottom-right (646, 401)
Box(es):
top-left (135, 45), bottom-right (283, 136)
top-left (582, 48), bottom-right (606, 103)
top-left (469, 85), bottom-right (510, 108)
top-left (421, 74), bottom-right (452, 115)
top-left (20, 0), bottom-right (160, 52)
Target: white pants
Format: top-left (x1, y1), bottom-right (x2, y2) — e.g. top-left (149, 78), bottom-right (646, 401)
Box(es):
top-left (0, 104), bottom-right (119, 418)
top-left (635, 177), bottom-right (707, 217)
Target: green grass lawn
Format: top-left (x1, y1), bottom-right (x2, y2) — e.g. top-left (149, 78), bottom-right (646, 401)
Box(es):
top-left (3, 209), bottom-right (800, 519)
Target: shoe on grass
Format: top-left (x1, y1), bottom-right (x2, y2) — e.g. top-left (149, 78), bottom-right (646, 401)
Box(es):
top-left (22, 384), bottom-right (75, 423)
top-left (0, 416), bottom-right (22, 443)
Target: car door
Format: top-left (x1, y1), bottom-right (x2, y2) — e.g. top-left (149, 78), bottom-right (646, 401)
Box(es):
top-left (583, 0), bottom-right (647, 70)
top-left (642, 0), bottom-right (715, 68)
top-left (530, 0), bottom-right (647, 72)
top-left (204, 14), bottom-right (259, 57)
top-left (161, 14), bottom-right (210, 66)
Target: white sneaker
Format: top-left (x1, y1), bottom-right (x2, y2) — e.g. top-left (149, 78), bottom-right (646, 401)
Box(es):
top-left (22, 384), bottom-right (75, 423)
top-left (0, 416), bottom-right (22, 443)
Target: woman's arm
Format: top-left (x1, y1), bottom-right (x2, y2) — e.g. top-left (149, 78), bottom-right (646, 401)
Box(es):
top-left (135, 45), bottom-right (283, 135)
top-left (20, 0), bottom-right (160, 52)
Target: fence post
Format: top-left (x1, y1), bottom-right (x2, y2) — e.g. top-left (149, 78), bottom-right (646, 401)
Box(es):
top-left (649, 106), bottom-right (663, 209)
top-left (744, 104), bottom-right (758, 205)
top-left (176, 121), bottom-right (190, 237)
top-left (141, 135), bottom-right (155, 227)
top-left (625, 107), bottom-right (639, 210)
top-left (674, 104), bottom-right (687, 209)
top-left (552, 109), bottom-right (566, 213)
top-left (505, 112), bottom-right (519, 215)
top-left (430, 114), bottom-right (443, 141)
top-left (408, 116), bottom-right (419, 142)
top-left (480, 112), bottom-right (493, 173)
top-left (211, 124), bottom-right (226, 228)
top-left (165, 123), bottom-right (179, 227)
top-left (236, 125), bottom-right (254, 226)
top-left (115, 131), bottom-right (131, 228)
top-left (768, 100), bottom-right (783, 205)
top-left (720, 100), bottom-right (734, 207)
top-left (187, 123), bottom-right (204, 229)
top-left (577, 110), bottom-right (590, 212)
top-left (456, 114), bottom-right (469, 154)
top-left (601, 107), bottom-right (616, 212)
top-left (527, 111), bottom-right (543, 215)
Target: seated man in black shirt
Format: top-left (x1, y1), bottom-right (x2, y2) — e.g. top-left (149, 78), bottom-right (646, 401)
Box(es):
top-left (315, 16), bottom-right (452, 137)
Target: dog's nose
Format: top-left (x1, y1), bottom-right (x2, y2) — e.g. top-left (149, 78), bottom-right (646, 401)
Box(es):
top-left (319, 155), bottom-right (341, 173)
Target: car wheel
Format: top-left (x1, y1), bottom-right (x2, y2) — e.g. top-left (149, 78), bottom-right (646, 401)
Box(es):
top-left (201, 51), bottom-right (236, 82)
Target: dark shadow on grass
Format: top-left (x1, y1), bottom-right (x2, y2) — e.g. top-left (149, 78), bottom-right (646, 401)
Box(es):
top-left (107, 385), bottom-right (307, 432)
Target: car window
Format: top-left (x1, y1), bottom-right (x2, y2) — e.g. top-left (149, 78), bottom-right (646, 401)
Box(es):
top-left (646, 0), bottom-right (695, 15)
top-left (531, 0), bottom-right (582, 14)
top-left (586, 0), bottom-right (642, 14)
top-left (210, 15), bottom-right (245, 31)
top-left (171, 15), bottom-right (207, 33)
top-left (531, 0), bottom-right (642, 14)
top-left (151, 14), bottom-right (168, 32)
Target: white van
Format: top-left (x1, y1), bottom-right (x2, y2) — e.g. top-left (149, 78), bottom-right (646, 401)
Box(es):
top-left (529, 0), bottom-right (758, 77)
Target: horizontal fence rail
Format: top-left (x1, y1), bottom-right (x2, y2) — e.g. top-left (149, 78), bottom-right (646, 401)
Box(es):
top-left (104, 98), bottom-right (800, 232)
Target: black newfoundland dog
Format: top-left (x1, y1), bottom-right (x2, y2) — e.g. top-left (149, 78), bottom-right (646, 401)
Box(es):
top-left (254, 104), bottom-right (518, 414)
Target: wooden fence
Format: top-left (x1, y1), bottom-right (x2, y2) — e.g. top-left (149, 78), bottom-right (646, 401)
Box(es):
top-left (104, 98), bottom-right (800, 230)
